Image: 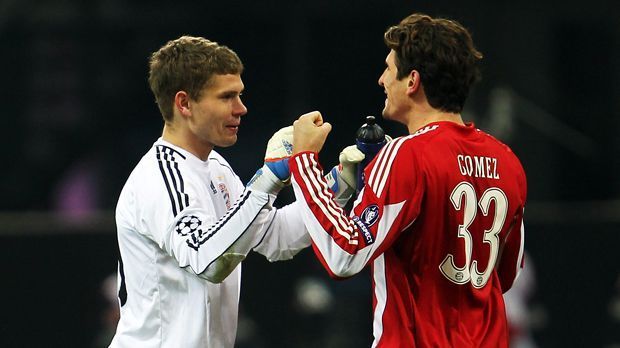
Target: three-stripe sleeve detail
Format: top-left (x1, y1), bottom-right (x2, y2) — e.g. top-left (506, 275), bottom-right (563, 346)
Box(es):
top-left (186, 190), bottom-right (253, 250)
top-left (294, 152), bottom-right (359, 245)
top-left (156, 145), bottom-right (190, 217)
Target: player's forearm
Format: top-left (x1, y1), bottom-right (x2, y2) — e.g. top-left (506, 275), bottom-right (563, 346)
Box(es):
top-left (253, 201), bottom-right (311, 262)
top-left (290, 152), bottom-right (375, 277)
top-left (167, 189), bottom-right (273, 282)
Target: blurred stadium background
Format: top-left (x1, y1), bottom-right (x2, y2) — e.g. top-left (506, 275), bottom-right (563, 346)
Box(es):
top-left (1, 0), bottom-right (619, 347)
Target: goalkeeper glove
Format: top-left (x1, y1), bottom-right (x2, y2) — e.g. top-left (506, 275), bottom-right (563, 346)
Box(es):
top-left (324, 145), bottom-right (365, 207)
top-left (247, 126), bottom-right (294, 195)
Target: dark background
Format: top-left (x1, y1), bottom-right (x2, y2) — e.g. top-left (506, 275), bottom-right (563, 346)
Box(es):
top-left (1, 0), bottom-right (619, 347)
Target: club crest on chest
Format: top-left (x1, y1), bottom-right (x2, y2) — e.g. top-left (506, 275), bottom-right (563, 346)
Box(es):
top-left (218, 183), bottom-right (231, 209)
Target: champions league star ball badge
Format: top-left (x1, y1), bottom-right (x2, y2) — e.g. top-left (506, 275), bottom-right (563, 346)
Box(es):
top-left (175, 215), bottom-right (203, 236)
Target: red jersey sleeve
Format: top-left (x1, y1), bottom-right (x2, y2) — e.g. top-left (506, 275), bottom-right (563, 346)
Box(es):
top-left (290, 135), bottom-right (422, 278)
top-left (496, 161), bottom-right (527, 292)
top-left (496, 206), bottom-right (525, 292)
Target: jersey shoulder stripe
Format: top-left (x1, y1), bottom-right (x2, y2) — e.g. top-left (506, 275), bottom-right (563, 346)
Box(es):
top-left (156, 145), bottom-right (190, 217)
top-left (157, 144), bottom-right (187, 160)
top-left (367, 124), bottom-right (439, 197)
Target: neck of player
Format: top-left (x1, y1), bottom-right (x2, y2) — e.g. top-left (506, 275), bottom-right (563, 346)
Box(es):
top-left (407, 106), bottom-right (464, 134)
top-left (162, 123), bottom-right (213, 161)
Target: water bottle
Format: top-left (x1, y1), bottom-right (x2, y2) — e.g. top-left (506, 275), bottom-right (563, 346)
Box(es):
top-left (355, 116), bottom-right (387, 193)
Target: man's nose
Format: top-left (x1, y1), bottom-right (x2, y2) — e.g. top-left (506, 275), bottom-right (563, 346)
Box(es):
top-left (234, 99), bottom-right (247, 117)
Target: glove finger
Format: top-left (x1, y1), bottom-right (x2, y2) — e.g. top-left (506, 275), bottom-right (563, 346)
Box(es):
top-left (265, 126), bottom-right (294, 160)
top-left (339, 145), bottom-right (365, 164)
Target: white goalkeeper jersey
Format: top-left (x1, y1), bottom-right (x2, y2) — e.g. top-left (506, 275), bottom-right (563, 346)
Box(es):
top-left (110, 138), bottom-right (309, 348)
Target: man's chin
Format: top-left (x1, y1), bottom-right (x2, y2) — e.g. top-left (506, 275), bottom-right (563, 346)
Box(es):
top-left (381, 108), bottom-right (392, 120)
top-left (216, 137), bottom-right (238, 148)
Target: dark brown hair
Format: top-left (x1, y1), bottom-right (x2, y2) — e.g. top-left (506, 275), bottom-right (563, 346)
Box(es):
top-left (148, 36), bottom-right (244, 122)
top-left (384, 13), bottom-right (482, 113)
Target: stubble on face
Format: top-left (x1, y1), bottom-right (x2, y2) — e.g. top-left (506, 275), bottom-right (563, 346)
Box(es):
top-left (380, 50), bottom-right (402, 121)
top-left (190, 74), bottom-right (246, 150)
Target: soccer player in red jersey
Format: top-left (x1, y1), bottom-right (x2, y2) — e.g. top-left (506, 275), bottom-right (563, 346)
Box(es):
top-left (289, 13), bottom-right (527, 347)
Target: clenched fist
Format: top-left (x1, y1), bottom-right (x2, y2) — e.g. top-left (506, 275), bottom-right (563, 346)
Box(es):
top-left (292, 111), bottom-right (332, 154)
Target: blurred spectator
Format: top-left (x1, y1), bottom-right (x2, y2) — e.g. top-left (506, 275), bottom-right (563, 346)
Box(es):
top-left (606, 274), bottom-right (620, 348)
top-left (504, 251), bottom-right (546, 348)
top-left (52, 157), bottom-right (102, 218)
top-left (92, 274), bottom-right (120, 348)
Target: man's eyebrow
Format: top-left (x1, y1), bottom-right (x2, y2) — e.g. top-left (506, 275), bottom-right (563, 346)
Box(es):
top-left (217, 88), bottom-right (243, 97)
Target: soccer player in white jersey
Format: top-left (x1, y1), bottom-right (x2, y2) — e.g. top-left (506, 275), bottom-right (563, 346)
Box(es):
top-left (110, 36), bottom-right (311, 347)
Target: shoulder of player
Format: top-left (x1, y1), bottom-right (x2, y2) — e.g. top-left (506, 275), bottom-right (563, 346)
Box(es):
top-left (116, 148), bottom-right (164, 223)
top-left (123, 145), bottom-right (193, 196)
top-left (388, 123), bottom-right (442, 153)
top-left (477, 130), bottom-right (524, 167)
top-left (364, 128), bottom-right (438, 198)
top-left (473, 129), bottom-right (527, 189)
top-left (154, 142), bottom-right (189, 162)
top-left (477, 129), bottom-right (509, 149)
top-left (367, 125), bottom-right (439, 177)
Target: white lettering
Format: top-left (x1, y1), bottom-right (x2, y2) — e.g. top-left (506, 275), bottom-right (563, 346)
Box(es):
top-left (457, 155), bottom-right (467, 175)
top-left (465, 156), bottom-right (473, 176)
top-left (485, 157), bottom-right (492, 179)
top-left (457, 155), bottom-right (500, 180)
top-left (475, 156), bottom-right (485, 178)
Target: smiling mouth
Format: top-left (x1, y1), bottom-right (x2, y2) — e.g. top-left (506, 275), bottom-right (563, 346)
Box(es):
top-left (225, 125), bottom-right (239, 134)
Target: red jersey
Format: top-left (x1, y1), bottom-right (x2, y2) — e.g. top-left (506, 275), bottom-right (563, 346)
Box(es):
top-left (291, 121), bottom-right (527, 347)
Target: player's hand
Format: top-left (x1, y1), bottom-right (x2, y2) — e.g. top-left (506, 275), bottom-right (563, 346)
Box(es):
top-left (246, 126), bottom-right (294, 195)
top-left (264, 126), bottom-right (294, 182)
top-left (292, 111), bottom-right (332, 154)
top-left (337, 145), bottom-right (365, 189)
top-left (324, 145), bottom-right (365, 207)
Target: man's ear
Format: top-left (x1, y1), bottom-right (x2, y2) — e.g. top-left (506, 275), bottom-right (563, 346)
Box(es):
top-left (174, 91), bottom-right (192, 118)
top-left (406, 70), bottom-right (421, 96)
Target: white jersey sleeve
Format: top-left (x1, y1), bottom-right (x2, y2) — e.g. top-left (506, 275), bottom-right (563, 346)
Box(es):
top-left (201, 158), bottom-right (310, 280)
top-left (199, 159), bottom-right (311, 281)
top-left (252, 200), bottom-right (310, 261)
top-left (200, 199), bottom-right (310, 280)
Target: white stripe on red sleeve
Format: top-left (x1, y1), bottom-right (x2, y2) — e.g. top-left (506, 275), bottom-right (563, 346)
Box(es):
top-left (295, 153), bottom-right (358, 244)
top-left (368, 136), bottom-right (408, 197)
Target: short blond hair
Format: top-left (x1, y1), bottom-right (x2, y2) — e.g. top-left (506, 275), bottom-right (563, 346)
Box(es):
top-left (148, 36), bottom-right (244, 122)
